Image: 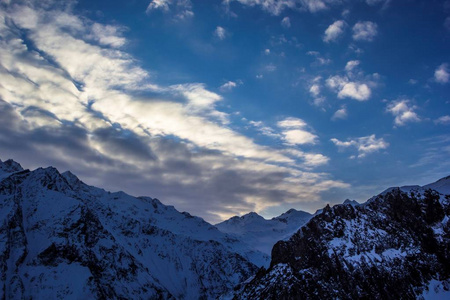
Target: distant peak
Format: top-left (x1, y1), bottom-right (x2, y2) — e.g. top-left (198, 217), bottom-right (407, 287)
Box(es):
top-left (343, 199), bottom-right (359, 206)
top-left (0, 158), bottom-right (24, 173)
top-left (436, 175), bottom-right (450, 182)
top-left (242, 212), bottom-right (262, 219)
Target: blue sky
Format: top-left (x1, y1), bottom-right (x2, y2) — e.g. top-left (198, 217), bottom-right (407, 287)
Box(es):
top-left (0, 0), bottom-right (449, 223)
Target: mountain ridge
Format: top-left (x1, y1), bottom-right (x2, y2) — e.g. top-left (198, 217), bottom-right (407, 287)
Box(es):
top-left (0, 158), bottom-right (264, 299)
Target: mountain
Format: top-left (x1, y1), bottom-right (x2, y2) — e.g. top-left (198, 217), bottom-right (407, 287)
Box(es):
top-left (234, 176), bottom-right (450, 299)
top-left (216, 209), bottom-right (312, 256)
top-left (0, 159), bottom-right (266, 299)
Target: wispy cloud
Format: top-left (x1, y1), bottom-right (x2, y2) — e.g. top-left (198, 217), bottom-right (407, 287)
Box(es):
top-left (352, 21), bottom-right (378, 41)
top-left (219, 80), bottom-right (242, 92)
top-left (434, 63), bottom-right (449, 84)
top-left (307, 51), bottom-right (331, 66)
top-left (278, 117), bottom-right (318, 145)
top-left (222, 0), bottom-right (343, 15)
top-left (0, 0), bottom-right (347, 222)
top-left (323, 20), bottom-right (346, 43)
top-left (281, 16), bottom-right (291, 28)
top-left (146, 0), bottom-right (194, 19)
top-left (386, 99), bottom-right (420, 126)
top-left (435, 115), bottom-right (450, 125)
top-left (214, 26), bottom-right (227, 40)
top-left (331, 106), bottom-right (348, 120)
top-left (331, 134), bottom-right (389, 158)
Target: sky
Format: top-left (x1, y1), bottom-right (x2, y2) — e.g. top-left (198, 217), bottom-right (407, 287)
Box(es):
top-left (0, 0), bottom-right (449, 223)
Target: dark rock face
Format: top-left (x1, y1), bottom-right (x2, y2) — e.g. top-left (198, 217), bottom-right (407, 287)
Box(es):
top-left (235, 189), bottom-right (450, 299)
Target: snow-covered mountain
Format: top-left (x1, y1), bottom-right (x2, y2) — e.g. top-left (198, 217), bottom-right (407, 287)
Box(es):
top-left (0, 159), bottom-right (267, 299)
top-left (234, 176), bottom-right (450, 299)
top-left (216, 209), bottom-right (312, 256)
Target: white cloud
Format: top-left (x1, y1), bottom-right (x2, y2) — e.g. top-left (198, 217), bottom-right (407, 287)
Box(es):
top-left (331, 134), bottom-right (389, 158)
top-left (278, 117), bottom-right (318, 145)
top-left (331, 107), bottom-right (347, 120)
top-left (283, 129), bottom-right (318, 145)
top-left (345, 60), bottom-right (360, 72)
top-left (214, 26), bottom-right (227, 40)
top-left (338, 82), bottom-right (371, 100)
top-left (223, 0), bottom-right (344, 15)
top-left (147, 0), bottom-right (171, 11)
top-left (307, 51), bottom-right (331, 65)
top-left (386, 99), bottom-right (421, 126)
top-left (434, 115), bottom-right (450, 125)
top-left (352, 21), bottom-right (378, 41)
top-left (309, 84), bottom-right (320, 97)
top-left (146, 0), bottom-right (194, 19)
top-left (219, 80), bottom-right (242, 92)
top-left (323, 20), bottom-right (346, 43)
top-left (326, 75), bottom-right (371, 101)
top-left (283, 149), bottom-right (329, 167)
top-left (278, 118), bottom-right (307, 128)
top-left (434, 63), bottom-right (449, 84)
top-left (281, 16), bottom-right (291, 28)
top-left (264, 48), bottom-right (271, 55)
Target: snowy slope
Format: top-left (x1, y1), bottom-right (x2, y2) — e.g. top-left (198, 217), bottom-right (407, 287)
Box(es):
top-left (234, 180), bottom-right (450, 299)
top-left (216, 209), bottom-right (312, 256)
top-left (0, 159), bottom-right (265, 299)
top-left (424, 175), bottom-right (450, 195)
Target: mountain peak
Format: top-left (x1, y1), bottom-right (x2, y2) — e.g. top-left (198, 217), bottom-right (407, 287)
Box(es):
top-left (423, 174), bottom-right (450, 195)
top-left (0, 158), bottom-right (24, 173)
top-left (242, 212), bottom-right (264, 219)
top-left (343, 199), bottom-right (359, 206)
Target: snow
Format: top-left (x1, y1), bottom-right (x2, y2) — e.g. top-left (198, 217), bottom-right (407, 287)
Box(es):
top-left (216, 209), bottom-right (312, 257)
top-left (421, 279), bottom-right (450, 300)
top-left (0, 159), bottom-right (262, 299)
top-left (424, 176), bottom-right (450, 195)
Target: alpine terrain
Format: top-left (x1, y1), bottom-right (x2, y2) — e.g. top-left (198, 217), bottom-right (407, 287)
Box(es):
top-left (0, 158), bottom-right (266, 299)
top-left (234, 177), bottom-right (450, 299)
top-left (216, 209), bottom-right (312, 256)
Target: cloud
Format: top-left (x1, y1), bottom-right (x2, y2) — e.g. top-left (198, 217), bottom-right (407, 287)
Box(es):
top-left (435, 115), bottom-right (450, 125)
top-left (222, 0), bottom-right (341, 15)
top-left (309, 84), bottom-right (320, 97)
top-left (326, 76), bottom-right (371, 101)
top-left (278, 118), bottom-right (318, 145)
top-left (331, 106), bottom-right (347, 120)
top-left (345, 60), bottom-right (360, 72)
top-left (281, 16), bottom-right (291, 28)
top-left (283, 149), bottom-right (329, 167)
top-left (214, 26), bottom-right (227, 40)
top-left (325, 61), bottom-right (377, 101)
top-left (323, 20), bottom-right (346, 43)
top-left (307, 76), bottom-right (326, 106)
top-left (386, 99), bottom-right (421, 126)
top-left (0, 0), bottom-right (348, 222)
top-left (146, 0), bottom-right (194, 19)
top-left (307, 51), bottom-right (331, 66)
top-left (352, 21), bottom-right (378, 41)
top-left (219, 80), bottom-right (242, 92)
top-left (434, 63), bottom-right (449, 84)
top-left (331, 134), bottom-right (389, 158)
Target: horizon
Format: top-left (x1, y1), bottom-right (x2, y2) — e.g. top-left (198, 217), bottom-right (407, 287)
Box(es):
top-left (1, 0), bottom-right (449, 223)
top-left (1, 156), bottom-right (448, 223)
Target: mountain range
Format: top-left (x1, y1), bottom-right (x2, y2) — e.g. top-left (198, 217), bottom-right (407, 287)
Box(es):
top-left (1, 158), bottom-right (449, 299)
